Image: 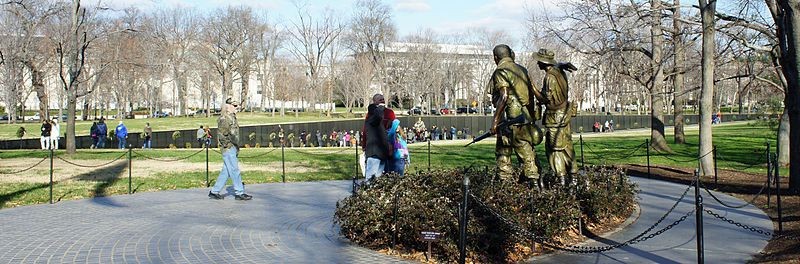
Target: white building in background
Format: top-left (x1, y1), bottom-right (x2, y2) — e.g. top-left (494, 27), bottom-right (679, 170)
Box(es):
top-left (375, 42), bottom-right (495, 108)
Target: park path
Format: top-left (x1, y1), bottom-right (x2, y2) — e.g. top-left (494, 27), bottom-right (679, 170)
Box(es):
top-left (0, 176), bottom-right (771, 263)
top-left (531, 176), bottom-right (772, 263)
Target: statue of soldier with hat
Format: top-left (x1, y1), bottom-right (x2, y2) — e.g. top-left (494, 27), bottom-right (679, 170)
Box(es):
top-left (534, 48), bottom-right (579, 183)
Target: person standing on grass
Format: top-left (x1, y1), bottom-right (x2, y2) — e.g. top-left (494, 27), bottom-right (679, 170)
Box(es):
top-left (116, 121), bottom-right (128, 149)
top-left (50, 118), bottom-right (60, 150)
top-left (143, 122), bottom-right (153, 149)
top-left (40, 119), bottom-right (51, 150)
top-left (208, 98), bottom-right (252, 201)
top-left (96, 118), bottom-right (108, 148)
top-left (315, 130), bottom-right (322, 148)
top-left (90, 121), bottom-right (99, 149)
top-left (197, 125), bottom-right (206, 147)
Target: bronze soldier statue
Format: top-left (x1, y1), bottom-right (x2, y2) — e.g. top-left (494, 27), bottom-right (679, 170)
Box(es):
top-left (487, 44), bottom-right (543, 184)
top-left (534, 48), bottom-right (578, 181)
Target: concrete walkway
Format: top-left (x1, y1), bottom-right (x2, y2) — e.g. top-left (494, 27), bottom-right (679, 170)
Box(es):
top-left (0, 176), bottom-right (771, 263)
top-left (532, 176), bottom-right (772, 263)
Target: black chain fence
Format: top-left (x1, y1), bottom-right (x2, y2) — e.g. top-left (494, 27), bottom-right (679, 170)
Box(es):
top-left (0, 156), bottom-right (48, 174)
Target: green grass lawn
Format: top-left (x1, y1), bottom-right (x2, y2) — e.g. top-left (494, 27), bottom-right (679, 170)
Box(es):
top-left (0, 122), bottom-right (783, 209)
top-left (0, 112), bottom-right (361, 140)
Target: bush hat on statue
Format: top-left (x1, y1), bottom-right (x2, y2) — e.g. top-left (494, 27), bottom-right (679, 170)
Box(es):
top-left (535, 48), bottom-right (557, 65)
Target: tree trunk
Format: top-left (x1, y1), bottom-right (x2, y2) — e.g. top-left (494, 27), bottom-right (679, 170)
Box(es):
top-left (176, 74), bottom-right (187, 116)
top-left (221, 68), bottom-right (232, 102)
top-left (673, 0), bottom-right (686, 144)
top-left (698, 0), bottom-right (716, 177)
top-left (650, 0), bottom-right (672, 152)
top-left (240, 69), bottom-right (250, 109)
top-left (776, 0), bottom-right (800, 193)
top-left (64, 0), bottom-right (82, 154)
top-left (778, 108), bottom-right (790, 166)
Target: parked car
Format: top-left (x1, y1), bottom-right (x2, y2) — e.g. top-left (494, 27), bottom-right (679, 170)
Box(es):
top-left (27, 113), bottom-right (41, 121)
top-left (192, 109), bottom-right (220, 116)
top-left (0, 114), bottom-right (8, 121)
top-left (407, 107), bottom-right (423, 115)
top-left (153, 111), bottom-right (171, 118)
top-left (456, 107), bottom-right (478, 114)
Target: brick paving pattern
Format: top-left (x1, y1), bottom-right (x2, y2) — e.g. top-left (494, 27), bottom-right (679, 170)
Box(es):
top-left (0, 181), bottom-right (408, 263)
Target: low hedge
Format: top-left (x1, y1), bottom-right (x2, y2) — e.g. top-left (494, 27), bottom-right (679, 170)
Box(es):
top-left (335, 165), bottom-right (636, 263)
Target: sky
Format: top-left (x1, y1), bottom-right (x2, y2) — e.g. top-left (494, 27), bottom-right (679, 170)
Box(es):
top-left (92, 0), bottom-right (563, 41)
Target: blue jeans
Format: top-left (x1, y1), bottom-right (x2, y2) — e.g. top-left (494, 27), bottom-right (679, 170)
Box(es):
top-left (143, 138), bottom-right (151, 149)
top-left (97, 137), bottom-right (106, 148)
top-left (365, 157), bottom-right (385, 181)
top-left (211, 148), bottom-right (245, 195)
top-left (385, 158), bottom-right (406, 176)
top-left (118, 137), bottom-right (127, 149)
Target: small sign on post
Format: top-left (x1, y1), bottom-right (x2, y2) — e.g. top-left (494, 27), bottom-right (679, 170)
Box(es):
top-left (420, 231), bottom-right (441, 261)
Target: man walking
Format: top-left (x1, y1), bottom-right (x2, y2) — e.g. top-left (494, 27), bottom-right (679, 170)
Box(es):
top-left (116, 121), bottom-right (128, 149)
top-left (208, 98), bottom-right (252, 201)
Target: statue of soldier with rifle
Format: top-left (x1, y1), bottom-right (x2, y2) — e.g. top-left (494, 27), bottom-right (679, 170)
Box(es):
top-left (483, 44), bottom-right (544, 185)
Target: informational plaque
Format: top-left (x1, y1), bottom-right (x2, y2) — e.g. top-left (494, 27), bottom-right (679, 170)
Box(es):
top-left (420, 231), bottom-right (442, 260)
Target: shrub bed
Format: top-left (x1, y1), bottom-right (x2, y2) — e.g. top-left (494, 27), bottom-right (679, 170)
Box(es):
top-left (334, 165), bottom-right (636, 263)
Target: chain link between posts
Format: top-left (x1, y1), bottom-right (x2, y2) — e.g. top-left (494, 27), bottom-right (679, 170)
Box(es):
top-left (704, 209), bottom-right (800, 241)
top-left (0, 156), bottom-right (48, 174)
top-left (468, 191), bottom-right (695, 253)
top-left (55, 152), bottom-right (128, 168)
top-left (133, 148), bottom-right (205, 162)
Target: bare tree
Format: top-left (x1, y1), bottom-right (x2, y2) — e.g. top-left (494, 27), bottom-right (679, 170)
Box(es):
top-left (545, 0), bottom-right (674, 152)
top-left (764, 0), bottom-right (800, 192)
top-left (150, 7), bottom-right (200, 116)
top-left (346, 0), bottom-right (396, 106)
top-left (335, 57), bottom-right (373, 112)
top-left (698, 0), bottom-right (716, 176)
top-left (671, 0), bottom-right (688, 144)
top-left (55, 0), bottom-right (131, 154)
top-left (285, 1), bottom-right (345, 114)
top-left (253, 14), bottom-right (283, 115)
top-left (202, 6), bottom-right (250, 106)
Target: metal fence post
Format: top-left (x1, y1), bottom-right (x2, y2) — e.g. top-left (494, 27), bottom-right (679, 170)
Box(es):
top-left (49, 148), bottom-right (54, 204)
top-left (767, 144), bottom-right (772, 208)
top-left (281, 141), bottom-right (286, 183)
top-left (579, 134), bottom-right (585, 168)
top-left (459, 174), bottom-right (470, 264)
top-left (206, 144), bottom-right (210, 187)
top-left (353, 146), bottom-right (359, 194)
top-left (128, 147), bottom-right (132, 195)
top-left (775, 155), bottom-right (783, 233)
top-left (427, 139), bottom-right (431, 172)
top-left (713, 145), bottom-right (718, 186)
top-left (694, 168), bottom-right (705, 264)
top-left (646, 139), bottom-right (651, 178)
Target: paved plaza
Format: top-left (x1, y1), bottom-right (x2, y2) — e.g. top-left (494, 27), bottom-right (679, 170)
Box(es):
top-left (0, 176), bottom-right (773, 263)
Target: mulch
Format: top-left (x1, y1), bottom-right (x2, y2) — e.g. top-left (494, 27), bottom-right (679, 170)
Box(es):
top-left (623, 164), bottom-right (800, 263)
